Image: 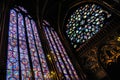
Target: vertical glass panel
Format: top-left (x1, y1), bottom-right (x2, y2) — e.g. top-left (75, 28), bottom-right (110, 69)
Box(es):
top-left (54, 31), bottom-right (79, 79)
top-left (43, 26), bottom-right (62, 74)
top-left (6, 9), bottom-right (19, 80)
top-left (18, 13), bottom-right (32, 79)
top-left (25, 17), bottom-right (43, 80)
top-left (51, 29), bottom-right (79, 79)
top-left (44, 26), bottom-right (72, 79)
top-left (7, 7), bottom-right (51, 80)
top-left (31, 20), bottom-right (50, 79)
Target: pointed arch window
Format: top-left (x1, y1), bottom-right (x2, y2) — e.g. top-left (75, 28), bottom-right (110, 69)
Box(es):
top-left (64, 3), bottom-right (111, 49)
top-left (43, 21), bottom-right (80, 80)
top-left (6, 7), bottom-right (50, 80)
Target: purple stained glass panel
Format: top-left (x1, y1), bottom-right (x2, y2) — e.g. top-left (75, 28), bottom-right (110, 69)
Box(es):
top-left (25, 17), bottom-right (43, 80)
top-left (18, 13), bottom-right (32, 79)
top-left (6, 9), bottom-right (19, 80)
top-left (31, 20), bottom-right (50, 79)
top-left (43, 27), bottom-right (62, 74)
top-left (7, 7), bottom-right (50, 80)
top-left (44, 27), bottom-right (70, 79)
top-left (43, 22), bottom-right (80, 79)
top-left (54, 31), bottom-right (79, 79)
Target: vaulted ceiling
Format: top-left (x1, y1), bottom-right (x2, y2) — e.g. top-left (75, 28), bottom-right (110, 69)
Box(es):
top-left (8, 0), bottom-right (120, 31)
top-left (11, 0), bottom-right (81, 31)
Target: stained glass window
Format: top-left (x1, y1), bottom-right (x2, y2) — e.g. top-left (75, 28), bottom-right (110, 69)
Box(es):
top-left (65, 3), bottom-right (111, 48)
top-left (43, 21), bottom-right (80, 80)
top-left (6, 7), bottom-right (50, 80)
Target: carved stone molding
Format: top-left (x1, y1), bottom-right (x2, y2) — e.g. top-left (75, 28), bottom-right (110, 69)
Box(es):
top-left (99, 33), bottom-right (120, 69)
top-left (80, 47), bottom-right (107, 79)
